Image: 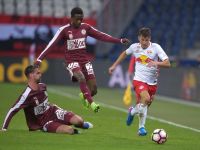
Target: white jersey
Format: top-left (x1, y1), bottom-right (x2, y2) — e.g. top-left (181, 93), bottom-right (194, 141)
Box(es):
top-left (126, 42), bottom-right (168, 85)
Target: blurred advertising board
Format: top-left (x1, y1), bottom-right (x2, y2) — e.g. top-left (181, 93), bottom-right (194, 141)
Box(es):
top-left (1, 57), bottom-right (200, 103)
top-left (0, 15), bottom-right (96, 57)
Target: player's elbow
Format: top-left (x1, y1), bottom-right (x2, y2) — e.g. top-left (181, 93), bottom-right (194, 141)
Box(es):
top-left (164, 59), bottom-right (171, 68)
top-left (166, 61), bottom-right (171, 68)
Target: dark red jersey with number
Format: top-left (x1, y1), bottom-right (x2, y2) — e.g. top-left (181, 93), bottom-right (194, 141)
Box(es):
top-left (2, 83), bottom-right (58, 131)
top-left (36, 23), bottom-right (121, 64)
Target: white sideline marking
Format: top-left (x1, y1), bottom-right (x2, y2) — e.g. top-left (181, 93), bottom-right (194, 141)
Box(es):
top-left (156, 95), bottom-right (200, 108)
top-left (48, 88), bottom-right (200, 133)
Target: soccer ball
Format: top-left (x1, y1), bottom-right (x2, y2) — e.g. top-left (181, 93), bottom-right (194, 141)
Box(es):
top-left (151, 129), bottom-right (168, 144)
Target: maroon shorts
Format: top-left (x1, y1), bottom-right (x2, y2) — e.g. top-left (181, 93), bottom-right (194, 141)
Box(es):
top-left (66, 61), bottom-right (95, 81)
top-left (133, 80), bottom-right (157, 104)
top-left (43, 107), bottom-right (75, 133)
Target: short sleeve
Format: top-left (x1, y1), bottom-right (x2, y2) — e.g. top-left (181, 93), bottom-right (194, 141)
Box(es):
top-left (125, 43), bottom-right (136, 56)
top-left (155, 44), bottom-right (168, 61)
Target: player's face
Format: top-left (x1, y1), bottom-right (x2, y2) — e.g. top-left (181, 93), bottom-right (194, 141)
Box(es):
top-left (138, 36), bottom-right (151, 49)
top-left (32, 68), bottom-right (42, 83)
top-left (71, 14), bottom-right (83, 28)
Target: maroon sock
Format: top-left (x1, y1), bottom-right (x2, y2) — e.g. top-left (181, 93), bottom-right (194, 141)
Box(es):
top-left (79, 82), bottom-right (93, 104)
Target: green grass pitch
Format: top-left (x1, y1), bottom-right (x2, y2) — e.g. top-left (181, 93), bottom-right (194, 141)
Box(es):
top-left (0, 83), bottom-right (200, 150)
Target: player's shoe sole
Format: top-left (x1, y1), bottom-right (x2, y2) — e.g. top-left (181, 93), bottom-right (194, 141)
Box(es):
top-left (126, 106), bottom-right (134, 126)
top-left (79, 93), bottom-right (89, 109)
top-left (138, 127), bottom-right (147, 136)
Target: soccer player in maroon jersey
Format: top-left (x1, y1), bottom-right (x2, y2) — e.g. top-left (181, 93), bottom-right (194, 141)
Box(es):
top-left (35, 7), bottom-right (130, 112)
top-left (1, 65), bottom-right (93, 134)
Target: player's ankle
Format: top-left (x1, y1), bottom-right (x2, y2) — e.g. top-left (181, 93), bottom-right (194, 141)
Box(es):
top-left (73, 129), bottom-right (80, 134)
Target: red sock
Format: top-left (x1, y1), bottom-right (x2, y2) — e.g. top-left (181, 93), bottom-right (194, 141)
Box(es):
top-left (79, 82), bottom-right (93, 104)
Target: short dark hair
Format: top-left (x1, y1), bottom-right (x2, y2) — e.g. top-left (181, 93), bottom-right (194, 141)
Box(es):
top-left (138, 27), bottom-right (151, 37)
top-left (71, 7), bottom-right (83, 17)
top-left (24, 65), bottom-right (38, 78)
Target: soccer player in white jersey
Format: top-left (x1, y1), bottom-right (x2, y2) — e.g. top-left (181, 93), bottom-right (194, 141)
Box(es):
top-left (108, 27), bottom-right (171, 136)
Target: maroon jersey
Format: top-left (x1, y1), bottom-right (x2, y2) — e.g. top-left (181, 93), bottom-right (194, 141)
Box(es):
top-left (36, 23), bottom-right (121, 64)
top-left (2, 83), bottom-right (59, 131)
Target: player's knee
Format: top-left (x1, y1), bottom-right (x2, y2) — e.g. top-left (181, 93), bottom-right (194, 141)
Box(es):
top-left (75, 73), bottom-right (85, 82)
top-left (73, 71), bottom-right (86, 82)
top-left (72, 115), bottom-right (84, 127)
top-left (77, 118), bottom-right (84, 126)
top-left (142, 95), bottom-right (151, 105)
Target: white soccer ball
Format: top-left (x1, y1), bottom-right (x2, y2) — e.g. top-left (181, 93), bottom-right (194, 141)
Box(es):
top-left (151, 129), bottom-right (168, 144)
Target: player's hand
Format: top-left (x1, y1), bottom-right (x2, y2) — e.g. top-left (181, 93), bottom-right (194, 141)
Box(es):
top-left (108, 66), bottom-right (116, 75)
top-left (120, 38), bottom-right (130, 45)
top-left (34, 61), bottom-right (41, 68)
top-left (147, 61), bottom-right (158, 67)
top-left (91, 102), bottom-right (100, 113)
top-left (0, 128), bottom-right (7, 132)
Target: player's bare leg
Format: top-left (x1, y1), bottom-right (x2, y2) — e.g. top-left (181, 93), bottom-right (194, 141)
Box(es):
top-left (147, 95), bottom-right (154, 107)
top-left (73, 71), bottom-right (93, 106)
top-left (86, 79), bottom-right (97, 97)
top-left (56, 125), bottom-right (78, 134)
top-left (74, 72), bottom-right (100, 112)
top-left (140, 90), bottom-right (151, 105)
top-left (70, 115), bottom-right (93, 129)
top-left (86, 79), bottom-right (100, 111)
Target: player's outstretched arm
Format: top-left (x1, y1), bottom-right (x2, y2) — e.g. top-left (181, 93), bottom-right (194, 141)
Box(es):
top-left (2, 92), bottom-right (30, 130)
top-left (1, 107), bottom-right (21, 130)
top-left (88, 25), bottom-right (130, 44)
top-left (158, 59), bottom-right (171, 68)
top-left (35, 27), bottom-right (64, 66)
top-left (108, 51), bottom-right (127, 74)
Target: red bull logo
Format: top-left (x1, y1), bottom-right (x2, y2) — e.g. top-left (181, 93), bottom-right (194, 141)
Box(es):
top-left (136, 55), bottom-right (152, 65)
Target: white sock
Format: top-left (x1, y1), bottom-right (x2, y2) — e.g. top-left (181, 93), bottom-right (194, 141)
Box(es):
top-left (130, 103), bottom-right (145, 115)
top-left (130, 105), bottom-right (139, 115)
top-left (130, 107), bottom-right (135, 115)
top-left (138, 104), bottom-right (147, 129)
